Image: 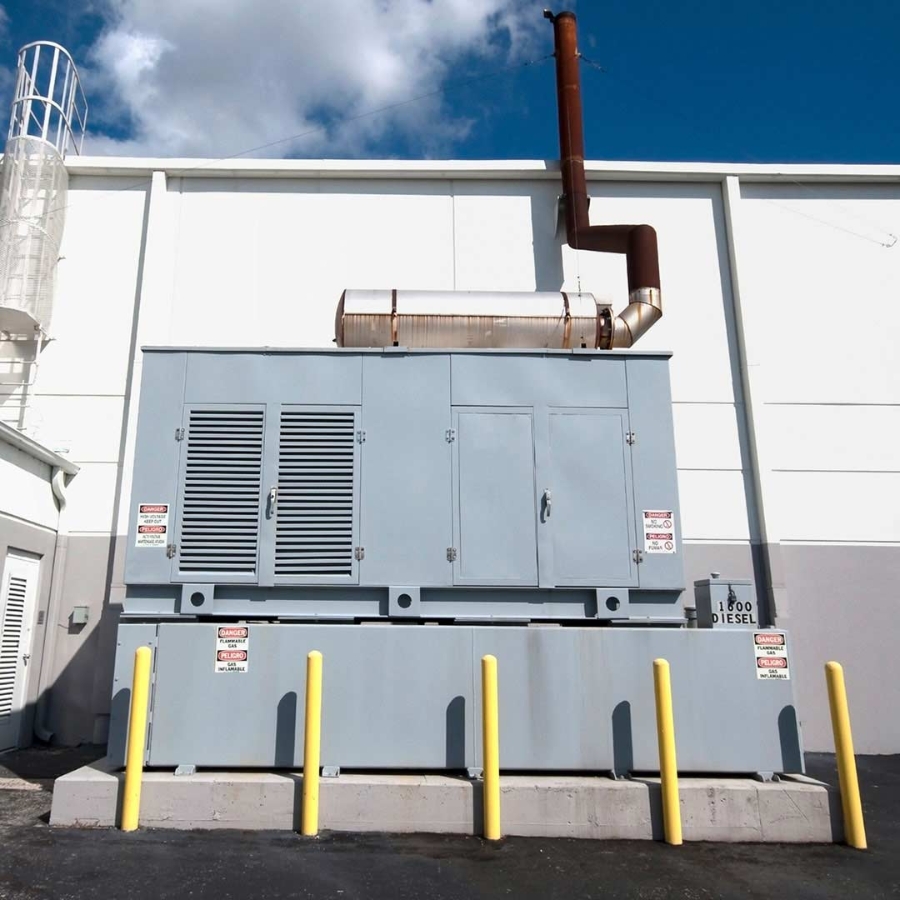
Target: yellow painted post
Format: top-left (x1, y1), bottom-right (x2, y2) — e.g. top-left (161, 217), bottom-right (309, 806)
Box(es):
top-left (301, 650), bottom-right (323, 836)
top-left (825, 661), bottom-right (867, 849)
top-left (120, 646), bottom-right (152, 832)
top-left (481, 654), bottom-right (501, 841)
top-left (653, 658), bottom-right (682, 846)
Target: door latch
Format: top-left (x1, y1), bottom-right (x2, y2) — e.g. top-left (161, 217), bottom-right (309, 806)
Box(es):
top-left (543, 488), bottom-right (552, 518)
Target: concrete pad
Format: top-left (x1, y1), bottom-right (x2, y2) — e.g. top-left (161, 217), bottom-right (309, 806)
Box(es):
top-left (757, 780), bottom-right (843, 843)
top-left (50, 763), bottom-right (841, 842)
top-left (323, 774), bottom-right (476, 834)
top-left (636, 777), bottom-right (765, 842)
top-left (499, 776), bottom-right (654, 839)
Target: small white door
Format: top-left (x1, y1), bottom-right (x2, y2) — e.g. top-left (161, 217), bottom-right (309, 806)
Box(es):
top-left (0, 552), bottom-right (40, 751)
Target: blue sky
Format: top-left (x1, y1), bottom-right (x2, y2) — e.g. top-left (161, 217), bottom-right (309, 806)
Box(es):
top-left (0, 0), bottom-right (898, 162)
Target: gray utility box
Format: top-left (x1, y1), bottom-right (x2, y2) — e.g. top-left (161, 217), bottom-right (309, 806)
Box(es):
top-left (125, 348), bottom-right (685, 622)
top-left (694, 578), bottom-right (761, 629)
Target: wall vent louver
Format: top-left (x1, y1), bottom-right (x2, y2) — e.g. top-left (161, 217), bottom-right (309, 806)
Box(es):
top-left (0, 576), bottom-right (27, 717)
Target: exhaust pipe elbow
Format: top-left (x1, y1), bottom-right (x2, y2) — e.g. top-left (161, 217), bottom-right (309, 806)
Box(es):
top-left (609, 287), bottom-right (662, 348)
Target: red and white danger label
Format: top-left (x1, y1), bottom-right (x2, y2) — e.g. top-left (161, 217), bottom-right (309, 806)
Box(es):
top-left (754, 633), bottom-right (785, 647)
top-left (135, 503), bottom-right (169, 548)
top-left (754, 631), bottom-right (790, 680)
top-left (643, 509), bottom-right (676, 555)
top-left (218, 626), bottom-right (248, 639)
top-left (215, 626), bottom-right (249, 673)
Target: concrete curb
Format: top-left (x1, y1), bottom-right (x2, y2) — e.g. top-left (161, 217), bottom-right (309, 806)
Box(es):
top-left (50, 761), bottom-right (843, 842)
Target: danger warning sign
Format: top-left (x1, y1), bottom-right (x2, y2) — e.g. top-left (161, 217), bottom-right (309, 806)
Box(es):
top-left (215, 626), bottom-right (249, 673)
top-left (643, 510), bottom-right (676, 554)
top-left (135, 503), bottom-right (169, 548)
top-left (753, 631), bottom-right (790, 680)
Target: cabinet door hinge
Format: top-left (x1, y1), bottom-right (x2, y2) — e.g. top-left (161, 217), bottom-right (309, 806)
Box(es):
top-left (633, 548), bottom-right (643, 564)
top-left (445, 428), bottom-right (456, 443)
top-left (175, 427), bottom-right (185, 441)
top-left (355, 547), bottom-right (365, 561)
top-left (626, 431), bottom-right (636, 445)
top-left (447, 547), bottom-right (457, 562)
top-left (356, 430), bottom-right (366, 443)
top-left (167, 544), bottom-right (177, 559)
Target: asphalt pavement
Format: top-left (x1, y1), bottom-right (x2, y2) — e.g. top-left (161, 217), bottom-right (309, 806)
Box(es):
top-left (0, 748), bottom-right (897, 900)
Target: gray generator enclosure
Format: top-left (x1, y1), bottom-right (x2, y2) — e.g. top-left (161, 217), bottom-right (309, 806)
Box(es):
top-left (113, 348), bottom-right (802, 774)
top-left (125, 348), bottom-right (684, 620)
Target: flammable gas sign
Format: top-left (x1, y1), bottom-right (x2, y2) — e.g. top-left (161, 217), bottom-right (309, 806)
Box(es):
top-left (753, 631), bottom-right (790, 680)
top-left (215, 626), bottom-right (249, 673)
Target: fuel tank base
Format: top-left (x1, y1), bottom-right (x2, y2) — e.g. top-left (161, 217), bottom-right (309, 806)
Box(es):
top-left (109, 622), bottom-right (802, 775)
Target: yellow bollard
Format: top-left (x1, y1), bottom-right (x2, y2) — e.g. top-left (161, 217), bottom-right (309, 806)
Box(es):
top-left (301, 650), bottom-right (323, 836)
top-left (120, 646), bottom-right (152, 832)
top-left (825, 661), bottom-right (867, 849)
top-left (653, 658), bottom-right (682, 845)
top-left (481, 654), bottom-right (501, 841)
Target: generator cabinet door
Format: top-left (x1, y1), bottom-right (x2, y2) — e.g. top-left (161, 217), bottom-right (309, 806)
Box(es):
top-left (545, 410), bottom-right (637, 587)
top-left (452, 408), bottom-right (539, 586)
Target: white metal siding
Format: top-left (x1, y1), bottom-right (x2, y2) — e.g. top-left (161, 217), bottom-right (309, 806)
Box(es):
top-left (0, 441), bottom-right (57, 530)
top-left (738, 182), bottom-right (900, 543)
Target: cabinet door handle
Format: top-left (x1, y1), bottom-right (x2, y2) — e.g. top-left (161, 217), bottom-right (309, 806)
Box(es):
top-left (543, 489), bottom-right (552, 518)
top-left (266, 486), bottom-right (278, 519)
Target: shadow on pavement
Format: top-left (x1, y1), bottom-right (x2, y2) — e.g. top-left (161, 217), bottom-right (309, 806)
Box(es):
top-left (0, 743), bottom-right (105, 783)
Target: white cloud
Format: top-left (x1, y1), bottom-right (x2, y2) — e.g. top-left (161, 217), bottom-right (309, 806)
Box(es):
top-left (82, 0), bottom-right (545, 158)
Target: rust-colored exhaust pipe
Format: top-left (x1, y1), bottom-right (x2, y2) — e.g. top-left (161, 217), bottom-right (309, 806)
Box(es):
top-left (545, 9), bottom-right (662, 348)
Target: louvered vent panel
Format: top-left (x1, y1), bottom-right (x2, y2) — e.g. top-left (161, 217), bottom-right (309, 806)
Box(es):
top-left (178, 409), bottom-right (264, 574)
top-left (275, 410), bottom-right (356, 577)
top-left (0, 576), bottom-right (27, 717)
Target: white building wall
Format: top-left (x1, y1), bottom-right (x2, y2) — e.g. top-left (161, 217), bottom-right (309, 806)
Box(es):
top-left (733, 180), bottom-right (900, 751)
top-left (20, 176), bottom-right (149, 743)
top-left (737, 182), bottom-right (900, 543)
top-left (16, 158), bottom-right (900, 751)
top-left (0, 441), bottom-right (57, 530)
